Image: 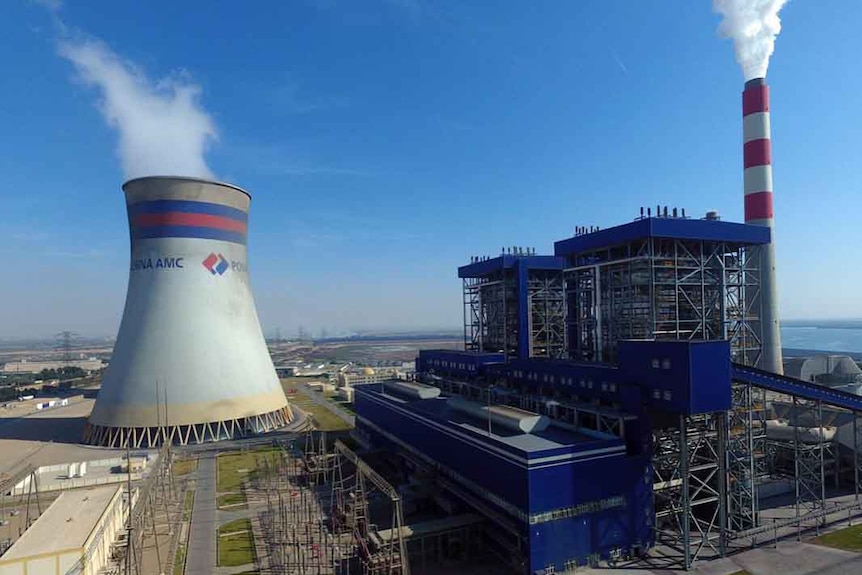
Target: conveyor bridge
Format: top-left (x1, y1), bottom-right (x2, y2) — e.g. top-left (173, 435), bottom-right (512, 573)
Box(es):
top-left (732, 363), bottom-right (862, 412)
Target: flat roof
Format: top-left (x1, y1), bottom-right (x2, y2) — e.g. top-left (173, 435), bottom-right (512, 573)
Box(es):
top-left (356, 385), bottom-right (622, 459)
top-left (1, 485), bottom-right (122, 560)
top-left (458, 255), bottom-right (565, 279)
top-left (554, 217), bottom-right (771, 257)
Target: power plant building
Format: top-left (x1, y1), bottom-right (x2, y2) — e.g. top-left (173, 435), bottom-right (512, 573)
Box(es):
top-left (84, 177), bottom-right (292, 447)
top-left (356, 198), bottom-right (862, 570)
top-left (556, 215), bottom-right (770, 366)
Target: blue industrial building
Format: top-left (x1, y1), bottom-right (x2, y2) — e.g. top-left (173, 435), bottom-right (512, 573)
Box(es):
top-left (354, 213), bottom-right (862, 573)
top-left (356, 340), bottom-right (731, 572)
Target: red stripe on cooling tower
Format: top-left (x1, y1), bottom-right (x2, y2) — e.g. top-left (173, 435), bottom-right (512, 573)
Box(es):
top-left (134, 212), bottom-right (248, 233)
top-left (743, 85), bottom-right (770, 116)
top-left (744, 138), bottom-right (772, 169)
top-left (744, 191), bottom-right (774, 221)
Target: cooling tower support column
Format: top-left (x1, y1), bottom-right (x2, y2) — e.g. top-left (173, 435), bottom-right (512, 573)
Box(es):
top-left (743, 78), bottom-right (783, 374)
top-left (84, 176), bottom-right (292, 448)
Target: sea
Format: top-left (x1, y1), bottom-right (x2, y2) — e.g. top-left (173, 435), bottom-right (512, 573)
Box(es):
top-left (781, 321), bottom-right (862, 356)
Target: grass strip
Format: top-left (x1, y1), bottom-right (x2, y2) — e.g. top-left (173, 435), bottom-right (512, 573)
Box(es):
top-left (218, 518), bottom-right (255, 567)
top-left (812, 524), bottom-right (862, 552)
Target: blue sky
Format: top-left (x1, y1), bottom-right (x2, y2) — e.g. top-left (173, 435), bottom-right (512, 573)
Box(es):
top-left (1, 1), bottom-right (859, 338)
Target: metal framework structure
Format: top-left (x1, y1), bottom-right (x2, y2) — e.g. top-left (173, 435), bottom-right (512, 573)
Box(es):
top-left (83, 406), bottom-right (292, 448)
top-left (463, 274), bottom-right (518, 359)
top-left (564, 237), bottom-right (762, 365)
top-left (463, 266), bottom-right (566, 360)
top-left (527, 271), bottom-right (567, 359)
top-left (726, 383), bottom-right (768, 533)
top-left (330, 440), bottom-right (410, 575)
top-left (652, 413), bottom-right (727, 569)
top-left (116, 444), bottom-right (181, 575)
top-left (0, 465), bottom-right (42, 554)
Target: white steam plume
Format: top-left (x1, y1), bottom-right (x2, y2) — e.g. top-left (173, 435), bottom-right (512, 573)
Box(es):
top-left (59, 37), bottom-right (217, 180)
top-left (713, 0), bottom-right (789, 80)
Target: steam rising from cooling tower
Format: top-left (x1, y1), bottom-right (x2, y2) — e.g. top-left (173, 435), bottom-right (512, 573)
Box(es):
top-left (59, 37), bottom-right (217, 180)
top-left (713, 0), bottom-right (790, 80)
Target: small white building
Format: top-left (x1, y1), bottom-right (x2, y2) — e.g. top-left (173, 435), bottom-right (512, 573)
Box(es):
top-left (0, 485), bottom-right (125, 575)
top-left (337, 367), bottom-right (404, 388)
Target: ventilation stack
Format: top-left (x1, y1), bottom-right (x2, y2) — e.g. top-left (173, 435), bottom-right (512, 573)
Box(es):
top-left (743, 78), bottom-right (783, 374)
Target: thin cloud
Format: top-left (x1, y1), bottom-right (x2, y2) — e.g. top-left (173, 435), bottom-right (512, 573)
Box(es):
top-left (610, 49), bottom-right (629, 75)
top-left (31, 0), bottom-right (62, 12)
top-left (271, 77), bottom-right (349, 115)
top-left (226, 142), bottom-right (380, 178)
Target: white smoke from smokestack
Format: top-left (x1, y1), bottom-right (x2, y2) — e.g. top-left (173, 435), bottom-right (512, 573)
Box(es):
top-left (59, 37), bottom-right (217, 180)
top-left (713, 0), bottom-right (789, 80)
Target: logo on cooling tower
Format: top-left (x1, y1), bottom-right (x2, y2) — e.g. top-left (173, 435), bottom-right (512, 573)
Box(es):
top-left (130, 257), bottom-right (184, 271)
top-left (202, 253), bottom-right (230, 276)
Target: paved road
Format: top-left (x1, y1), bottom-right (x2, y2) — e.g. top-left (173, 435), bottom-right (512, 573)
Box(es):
top-left (580, 541), bottom-right (862, 575)
top-left (186, 452), bottom-right (216, 575)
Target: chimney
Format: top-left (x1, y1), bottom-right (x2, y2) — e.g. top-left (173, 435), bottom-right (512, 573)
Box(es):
top-left (743, 77), bottom-right (783, 374)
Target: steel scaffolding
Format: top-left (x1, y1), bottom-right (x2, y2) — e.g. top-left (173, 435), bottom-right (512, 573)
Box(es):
top-left (0, 465), bottom-right (42, 555)
top-left (652, 413), bottom-right (727, 570)
top-left (463, 266), bottom-right (565, 360)
top-left (564, 237), bottom-right (762, 365)
top-left (463, 276), bottom-right (517, 358)
top-left (117, 444), bottom-right (181, 575)
top-left (726, 382), bottom-right (767, 532)
top-left (792, 398), bottom-right (828, 518)
top-left (527, 271), bottom-right (567, 359)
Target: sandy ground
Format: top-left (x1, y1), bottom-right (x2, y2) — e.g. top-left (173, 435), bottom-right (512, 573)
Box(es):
top-left (0, 397), bottom-right (127, 475)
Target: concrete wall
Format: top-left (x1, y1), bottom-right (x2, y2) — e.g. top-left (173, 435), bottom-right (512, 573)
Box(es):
top-left (0, 549), bottom-right (82, 575)
top-left (82, 486), bottom-right (126, 575)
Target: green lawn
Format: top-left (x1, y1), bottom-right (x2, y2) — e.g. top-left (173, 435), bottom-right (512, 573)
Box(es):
top-left (813, 524), bottom-right (862, 552)
top-left (219, 517), bottom-right (252, 535)
top-left (173, 458), bottom-right (197, 477)
top-left (217, 447), bottom-right (281, 492)
top-left (218, 518), bottom-right (255, 567)
top-left (283, 384), bottom-right (352, 431)
top-left (183, 490), bottom-right (195, 521)
top-left (173, 544), bottom-right (186, 575)
top-left (218, 492), bottom-right (248, 508)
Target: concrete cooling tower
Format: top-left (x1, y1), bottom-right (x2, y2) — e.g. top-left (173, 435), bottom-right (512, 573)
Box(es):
top-left (83, 176), bottom-right (292, 447)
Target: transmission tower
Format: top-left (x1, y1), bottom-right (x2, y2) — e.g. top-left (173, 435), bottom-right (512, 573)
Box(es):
top-left (55, 331), bottom-right (80, 364)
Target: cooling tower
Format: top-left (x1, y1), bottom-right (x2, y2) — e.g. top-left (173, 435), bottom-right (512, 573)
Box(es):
top-left (743, 78), bottom-right (783, 374)
top-left (84, 176), bottom-right (292, 447)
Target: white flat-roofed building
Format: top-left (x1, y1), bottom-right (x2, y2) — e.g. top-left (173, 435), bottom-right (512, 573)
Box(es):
top-left (1, 360), bottom-right (104, 374)
top-left (0, 485), bottom-right (125, 575)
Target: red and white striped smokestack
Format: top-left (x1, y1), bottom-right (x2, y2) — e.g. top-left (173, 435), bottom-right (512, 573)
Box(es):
top-left (743, 77), bottom-right (783, 374)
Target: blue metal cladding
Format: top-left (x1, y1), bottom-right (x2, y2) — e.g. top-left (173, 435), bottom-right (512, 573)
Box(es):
top-left (458, 255), bottom-right (565, 279)
top-left (355, 388), bottom-right (531, 511)
top-left (482, 341), bottom-right (733, 415)
top-left (486, 359), bottom-right (626, 404)
top-left (553, 217), bottom-right (771, 258)
top-left (617, 340), bottom-right (731, 414)
top-left (354, 384), bottom-right (654, 573)
top-left (417, 350), bottom-right (505, 377)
